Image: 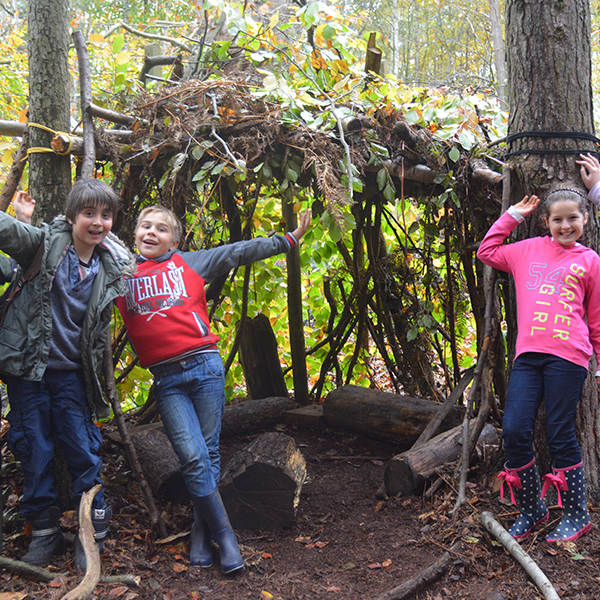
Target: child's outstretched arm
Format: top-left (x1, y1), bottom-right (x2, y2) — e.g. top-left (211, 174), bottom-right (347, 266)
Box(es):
top-left (290, 210), bottom-right (311, 241)
top-left (576, 153), bottom-right (600, 193)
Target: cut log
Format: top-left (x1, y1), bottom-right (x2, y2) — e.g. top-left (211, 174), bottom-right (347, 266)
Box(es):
top-left (384, 422), bottom-right (500, 497)
top-left (323, 385), bottom-right (462, 446)
top-left (130, 426), bottom-right (189, 503)
top-left (238, 314), bottom-right (289, 399)
top-left (220, 432), bottom-right (306, 530)
top-left (107, 396), bottom-right (297, 503)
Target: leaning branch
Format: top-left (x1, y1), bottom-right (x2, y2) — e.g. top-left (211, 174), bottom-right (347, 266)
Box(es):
top-left (373, 542), bottom-right (461, 600)
top-left (72, 31), bottom-right (96, 179)
top-left (103, 337), bottom-right (168, 538)
top-left (0, 126), bottom-right (28, 212)
top-left (107, 21), bottom-right (192, 53)
top-left (480, 512), bottom-right (560, 600)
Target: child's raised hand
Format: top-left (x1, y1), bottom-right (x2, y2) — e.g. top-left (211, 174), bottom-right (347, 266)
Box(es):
top-left (291, 210), bottom-right (311, 241)
top-left (513, 195), bottom-right (540, 217)
top-left (13, 191), bottom-right (35, 225)
top-left (576, 153), bottom-right (600, 191)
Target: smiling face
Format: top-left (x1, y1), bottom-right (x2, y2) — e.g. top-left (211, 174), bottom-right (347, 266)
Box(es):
top-left (135, 211), bottom-right (178, 259)
top-left (545, 199), bottom-right (588, 247)
top-left (69, 205), bottom-right (113, 261)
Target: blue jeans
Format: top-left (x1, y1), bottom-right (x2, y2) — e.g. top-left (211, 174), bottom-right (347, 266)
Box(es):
top-left (151, 352), bottom-right (225, 498)
top-left (503, 353), bottom-right (588, 469)
top-left (5, 369), bottom-right (105, 519)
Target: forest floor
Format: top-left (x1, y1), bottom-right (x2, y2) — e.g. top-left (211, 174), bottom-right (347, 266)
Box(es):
top-left (2, 418), bottom-right (600, 600)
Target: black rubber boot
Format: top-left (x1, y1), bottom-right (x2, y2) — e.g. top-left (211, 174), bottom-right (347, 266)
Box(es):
top-left (74, 505), bottom-right (113, 571)
top-left (189, 504), bottom-right (214, 567)
top-left (21, 506), bottom-right (66, 566)
top-left (193, 489), bottom-right (244, 574)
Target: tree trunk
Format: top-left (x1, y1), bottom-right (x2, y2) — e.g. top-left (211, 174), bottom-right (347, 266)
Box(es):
top-left (323, 385), bottom-right (463, 447)
top-left (238, 314), bottom-right (289, 400)
top-left (505, 0), bottom-right (600, 501)
top-left (28, 0), bottom-right (72, 223)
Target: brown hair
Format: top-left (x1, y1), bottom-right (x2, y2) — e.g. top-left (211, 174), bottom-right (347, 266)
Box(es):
top-left (65, 179), bottom-right (119, 222)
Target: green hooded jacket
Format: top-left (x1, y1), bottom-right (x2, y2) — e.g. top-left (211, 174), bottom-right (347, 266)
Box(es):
top-left (0, 212), bottom-right (135, 419)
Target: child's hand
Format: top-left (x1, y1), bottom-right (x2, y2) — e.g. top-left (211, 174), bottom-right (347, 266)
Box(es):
top-left (576, 153), bottom-right (600, 191)
top-left (513, 195), bottom-right (540, 217)
top-left (13, 191), bottom-right (35, 225)
top-left (291, 210), bottom-right (311, 241)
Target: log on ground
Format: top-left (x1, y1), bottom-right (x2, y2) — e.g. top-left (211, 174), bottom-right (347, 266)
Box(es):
top-left (323, 385), bottom-right (462, 446)
top-left (109, 396), bottom-right (297, 503)
top-left (384, 422), bottom-right (499, 497)
top-left (220, 432), bottom-right (306, 530)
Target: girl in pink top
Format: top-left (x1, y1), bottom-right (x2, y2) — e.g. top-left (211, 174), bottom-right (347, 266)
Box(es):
top-left (477, 176), bottom-right (600, 543)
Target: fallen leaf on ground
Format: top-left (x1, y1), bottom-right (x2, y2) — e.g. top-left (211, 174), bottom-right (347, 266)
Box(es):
top-left (0, 593), bottom-right (27, 600)
top-left (260, 592), bottom-right (274, 599)
top-left (173, 563), bottom-right (188, 573)
top-left (262, 552), bottom-right (272, 559)
top-left (48, 576), bottom-right (70, 588)
top-left (327, 586), bottom-right (341, 592)
top-left (382, 559), bottom-right (392, 567)
top-left (108, 587), bottom-right (128, 599)
top-left (368, 563), bottom-right (382, 569)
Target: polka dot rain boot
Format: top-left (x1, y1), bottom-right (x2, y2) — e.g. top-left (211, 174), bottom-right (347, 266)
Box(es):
top-left (542, 462), bottom-right (591, 543)
top-left (497, 457), bottom-right (549, 541)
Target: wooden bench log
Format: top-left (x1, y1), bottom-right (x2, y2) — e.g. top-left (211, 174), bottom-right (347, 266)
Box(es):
top-left (384, 422), bottom-right (500, 497)
top-left (220, 432), bottom-right (306, 530)
top-left (323, 385), bottom-right (463, 447)
top-left (108, 396), bottom-right (296, 502)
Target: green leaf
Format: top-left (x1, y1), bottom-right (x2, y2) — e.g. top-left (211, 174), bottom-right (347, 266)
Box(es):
top-left (322, 24), bottom-right (336, 40)
top-left (377, 168), bottom-right (387, 191)
top-left (112, 34), bottom-right (125, 54)
top-left (192, 146), bottom-right (204, 161)
top-left (383, 183), bottom-right (395, 202)
top-left (449, 146), bottom-right (460, 163)
top-left (407, 327), bottom-right (418, 341)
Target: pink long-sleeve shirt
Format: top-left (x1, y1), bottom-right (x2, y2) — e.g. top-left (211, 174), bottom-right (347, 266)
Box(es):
top-left (477, 209), bottom-right (600, 370)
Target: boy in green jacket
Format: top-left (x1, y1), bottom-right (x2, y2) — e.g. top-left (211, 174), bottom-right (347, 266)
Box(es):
top-left (0, 181), bottom-right (133, 568)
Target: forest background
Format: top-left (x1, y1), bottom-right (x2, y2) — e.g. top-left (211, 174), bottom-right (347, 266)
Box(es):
top-left (1, 0), bottom-right (600, 413)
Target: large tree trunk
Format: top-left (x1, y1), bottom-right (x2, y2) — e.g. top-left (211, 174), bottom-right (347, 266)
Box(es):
top-left (505, 0), bottom-right (600, 501)
top-left (28, 0), bottom-right (72, 223)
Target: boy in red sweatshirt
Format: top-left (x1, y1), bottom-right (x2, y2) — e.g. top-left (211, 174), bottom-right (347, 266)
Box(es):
top-left (116, 206), bottom-right (309, 573)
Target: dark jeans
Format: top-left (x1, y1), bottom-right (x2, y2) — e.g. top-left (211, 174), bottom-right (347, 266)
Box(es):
top-left (5, 369), bottom-right (104, 519)
top-left (503, 352), bottom-right (588, 470)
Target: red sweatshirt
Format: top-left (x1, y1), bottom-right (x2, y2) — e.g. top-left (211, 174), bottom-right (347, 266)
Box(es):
top-left (116, 233), bottom-right (297, 368)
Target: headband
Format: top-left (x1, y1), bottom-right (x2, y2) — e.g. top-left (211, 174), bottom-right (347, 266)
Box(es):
top-left (545, 188), bottom-right (588, 201)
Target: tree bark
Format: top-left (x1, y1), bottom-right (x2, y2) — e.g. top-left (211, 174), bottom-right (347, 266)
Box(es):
top-left (505, 0), bottom-right (600, 501)
top-left (28, 0), bottom-right (72, 223)
top-left (384, 422), bottom-right (499, 497)
top-left (323, 385), bottom-right (463, 447)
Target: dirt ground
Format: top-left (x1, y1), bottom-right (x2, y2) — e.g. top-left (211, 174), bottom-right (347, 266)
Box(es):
top-left (2, 420), bottom-right (600, 600)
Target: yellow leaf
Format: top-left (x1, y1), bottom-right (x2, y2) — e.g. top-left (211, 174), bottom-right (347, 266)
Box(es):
top-left (2, 149), bottom-right (14, 168)
top-left (268, 11), bottom-right (279, 29)
top-left (260, 593), bottom-right (274, 599)
top-left (18, 106), bottom-right (28, 123)
top-left (293, 201), bottom-right (302, 214)
top-left (115, 51), bottom-right (130, 65)
top-left (90, 33), bottom-right (106, 43)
